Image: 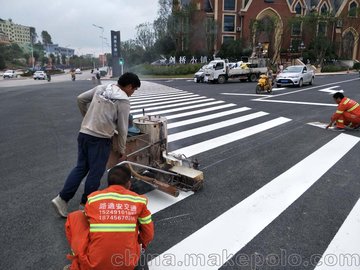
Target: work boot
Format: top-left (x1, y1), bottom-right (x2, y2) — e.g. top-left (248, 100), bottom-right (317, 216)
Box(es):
top-left (51, 195), bottom-right (68, 218)
top-left (63, 265), bottom-right (71, 270)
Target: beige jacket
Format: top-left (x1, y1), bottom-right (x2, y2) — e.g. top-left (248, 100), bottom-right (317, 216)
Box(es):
top-left (77, 84), bottom-right (130, 154)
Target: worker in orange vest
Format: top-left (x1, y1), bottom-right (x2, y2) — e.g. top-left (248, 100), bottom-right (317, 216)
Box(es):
top-left (63, 165), bottom-right (154, 270)
top-left (326, 92), bottom-right (360, 130)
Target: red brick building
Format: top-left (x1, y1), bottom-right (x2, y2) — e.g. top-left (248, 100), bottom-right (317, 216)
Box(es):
top-left (175, 0), bottom-right (360, 62)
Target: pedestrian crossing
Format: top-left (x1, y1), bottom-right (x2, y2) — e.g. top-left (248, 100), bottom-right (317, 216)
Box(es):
top-left (130, 81), bottom-right (360, 269)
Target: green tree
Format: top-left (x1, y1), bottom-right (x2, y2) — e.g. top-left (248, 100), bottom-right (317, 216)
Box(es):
top-left (136, 22), bottom-right (155, 50)
top-left (41, 30), bottom-right (53, 45)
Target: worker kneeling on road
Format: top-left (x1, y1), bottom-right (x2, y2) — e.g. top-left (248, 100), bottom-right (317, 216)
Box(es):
top-left (64, 165), bottom-right (154, 270)
top-left (326, 92), bottom-right (360, 131)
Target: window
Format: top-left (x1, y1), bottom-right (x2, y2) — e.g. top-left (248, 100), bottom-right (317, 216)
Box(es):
top-left (223, 15), bottom-right (235, 32)
top-left (294, 2), bottom-right (302, 15)
top-left (215, 62), bottom-right (224, 70)
top-left (224, 0), bottom-right (235, 11)
top-left (320, 3), bottom-right (328, 15)
top-left (318, 22), bottom-right (327, 36)
top-left (223, 35), bottom-right (235, 43)
top-left (291, 21), bottom-right (302, 36)
top-left (349, 1), bottom-right (358, 17)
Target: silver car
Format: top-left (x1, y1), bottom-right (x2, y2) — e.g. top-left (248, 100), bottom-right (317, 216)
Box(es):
top-left (276, 65), bottom-right (314, 87)
top-left (33, 71), bottom-right (47, 80)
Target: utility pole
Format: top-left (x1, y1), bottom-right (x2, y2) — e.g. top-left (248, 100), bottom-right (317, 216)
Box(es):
top-left (92, 24), bottom-right (105, 67)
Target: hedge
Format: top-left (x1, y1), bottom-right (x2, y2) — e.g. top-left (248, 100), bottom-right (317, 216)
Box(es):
top-left (321, 65), bottom-right (349, 72)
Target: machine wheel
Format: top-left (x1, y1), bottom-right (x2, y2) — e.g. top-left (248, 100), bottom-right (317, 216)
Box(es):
top-left (298, 79), bottom-right (303, 87)
top-left (256, 85), bottom-right (262, 94)
top-left (309, 77), bottom-right (314, 85)
top-left (249, 74), bottom-right (257, 82)
top-left (217, 75), bottom-right (226, 84)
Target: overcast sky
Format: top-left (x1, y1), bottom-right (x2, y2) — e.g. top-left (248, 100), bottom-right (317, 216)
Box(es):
top-left (0, 0), bottom-right (159, 55)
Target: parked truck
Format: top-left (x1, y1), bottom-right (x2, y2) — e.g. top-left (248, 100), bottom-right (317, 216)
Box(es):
top-left (203, 59), bottom-right (268, 84)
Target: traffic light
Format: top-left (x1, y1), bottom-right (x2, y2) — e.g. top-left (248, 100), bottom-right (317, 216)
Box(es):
top-left (119, 58), bottom-right (124, 65)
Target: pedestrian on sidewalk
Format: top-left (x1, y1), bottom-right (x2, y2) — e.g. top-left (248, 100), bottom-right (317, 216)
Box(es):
top-left (52, 72), bottom-right (140, 218)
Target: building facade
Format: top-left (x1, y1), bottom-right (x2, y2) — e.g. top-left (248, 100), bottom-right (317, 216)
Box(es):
top-left (44, 44), bottom-right (75, 58)
top-left (0, 19), bottom-right (31, 44)
top-left (175, 0), bottom-right (360, 61)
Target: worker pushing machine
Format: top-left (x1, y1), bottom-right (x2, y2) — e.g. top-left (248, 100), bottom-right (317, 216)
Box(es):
top-left (63, 165), bottom-right (154, 270)
top-left (52, 73), bottom-right (140, 218)
top-left (326, 92), bottom-right (360, 131)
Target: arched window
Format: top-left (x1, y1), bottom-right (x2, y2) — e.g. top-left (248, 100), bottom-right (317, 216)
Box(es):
top-left (320, 2), bottom-right (329, 15)
top-left (294, 2), bottom-right (302, 15)
top-left (349, 1), bottom-right (358, 17)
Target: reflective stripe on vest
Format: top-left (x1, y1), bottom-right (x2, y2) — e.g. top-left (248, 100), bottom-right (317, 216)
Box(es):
top-left (337, 119), bottom-right (344, 123)
top-left (88, 192), bottom-right (147, 205)
top-left (138, 214), bottom-right (152, 225)
top-left (347, 103), bottom-right (359, 112)
top-left (336, 110), bottom-right (343, 114)
top-left (90, 223), bottom-right (136, 232)
top-left (343, 98), bottom-right (350, 105)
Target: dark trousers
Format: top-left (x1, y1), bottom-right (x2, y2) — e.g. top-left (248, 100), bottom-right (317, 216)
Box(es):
top-left (60, 133), bottom-right (111, 204)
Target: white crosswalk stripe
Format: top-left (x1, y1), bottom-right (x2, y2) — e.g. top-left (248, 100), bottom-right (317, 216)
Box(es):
top-left (168, 111), bottom-right (269, 143)
top-left (148, 134), bottom-right (360, 269)
top-left (131, 96), bottom-right (207, 109)
top-left (129, 82), bottom-right (360, 270)
top-left (314, 198), bottom-right (360, 270)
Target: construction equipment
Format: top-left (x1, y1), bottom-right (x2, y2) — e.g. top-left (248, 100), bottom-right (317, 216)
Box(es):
top-left (107, 115), bottom-right (204, 197)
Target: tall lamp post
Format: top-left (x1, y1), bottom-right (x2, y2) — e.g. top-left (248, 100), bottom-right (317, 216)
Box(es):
top-left (288, 44), bottom-right (294, 65)
top-left (299, 41), bottom-right (305, 62)
top-left (92, 24), bottom-right (104, 67)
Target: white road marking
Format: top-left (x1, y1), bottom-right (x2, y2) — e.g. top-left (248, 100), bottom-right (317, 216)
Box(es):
top-left (130, 93), bottom-right (196, 104)
top-left (146, 190), bottom-right (194, 214)
top-left (130, 98), bottom-right (215, 113)
top-left (168, 111), bottom-right (268, 142)
top-left (165, 104), bottom-right (237, 120)
top-left (132, 101), bottom-right (225, 118)
top-left (149, 134), bottom-right (360, 270)
top-left (253, 99), bottom-right (337, 107)
top-left (171, 117), bottom-right (291, 157)
top-left (314, 199), bottom-right (360, 270)
top-left (131, 96), bottom-right (206, 109)
top-left (318, 86), bottom-right (344, 94)
top-left (221, 93), bottom-right (272, 97)
top-left (130, 91), bottom-right (187, 101)
top-left (167, 107), bottom-right (251, 129)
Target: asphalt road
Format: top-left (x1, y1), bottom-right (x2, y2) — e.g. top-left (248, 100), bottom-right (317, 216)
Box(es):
top-left (0, 74), bottom-right (359, 269)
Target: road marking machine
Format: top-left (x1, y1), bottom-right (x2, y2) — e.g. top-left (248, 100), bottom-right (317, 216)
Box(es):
top-left (107, 115), bottom-right (204, 197)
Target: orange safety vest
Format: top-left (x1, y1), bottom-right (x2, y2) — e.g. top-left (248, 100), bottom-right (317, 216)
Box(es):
top-left (331, 97), bottom-right (360, 122)
top-left (66, 185), bottom-right (154, 270)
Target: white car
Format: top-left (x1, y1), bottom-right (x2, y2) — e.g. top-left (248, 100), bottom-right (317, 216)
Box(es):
top-left (75, 68), bottom-right (82, 74)
top-left (276, 65), bottom-right (315, 87)
top-left (33, 71), bottom-right (47, 80)
top-left (3, 70), bottom-right (18, 79)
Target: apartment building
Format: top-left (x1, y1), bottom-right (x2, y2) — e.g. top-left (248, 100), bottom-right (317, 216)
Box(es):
top-left (175, 0), bottom-right (360, 61)
top-left (0, 19), bottom-right (31, 44)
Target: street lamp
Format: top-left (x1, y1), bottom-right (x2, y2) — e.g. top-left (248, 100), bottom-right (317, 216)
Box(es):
top-left (298, 41), bottom-right (305, 61)
top-left (288, 44), bottom-right (294, 65)
top-left (92, 24), bottom-right (105, 67)
top-left (257, 42), bottom-right (262, 58)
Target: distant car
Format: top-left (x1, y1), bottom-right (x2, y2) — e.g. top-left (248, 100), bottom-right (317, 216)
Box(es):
top-left (276, 65), bottom-right (315, 87)
top-left (33, 71), bottom-right (47, 80)
top-left (3, 70), bottom-right (18, 79)
top-left (194, 65), bottom-right (207, 83)
top-left (75, 68), bottom-right (82, 74)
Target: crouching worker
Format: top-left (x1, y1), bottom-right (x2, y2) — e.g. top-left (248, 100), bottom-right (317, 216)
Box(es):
top-left (64, 165), bottom-right (154, 270)
top-left (326, 92), bottom-right (360, 131)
